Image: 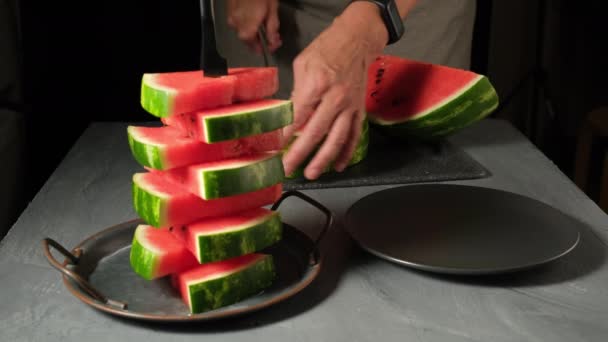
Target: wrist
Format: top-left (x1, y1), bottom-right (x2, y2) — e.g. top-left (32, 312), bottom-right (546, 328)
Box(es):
top-left (337, 1), bottom-right (389, 54)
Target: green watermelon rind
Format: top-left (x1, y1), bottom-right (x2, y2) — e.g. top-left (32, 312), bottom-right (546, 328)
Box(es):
top-left (187, 254), bottom-right (276, 313)
top-left (368, 75), bottom-right (499, 140)
top-left (204, 101), bottom-right (294, 143)
top-left (128, 126), bottom-right (165, 170)
top-left (194, 211), bottom-right (282, 263)
top-left (141, 75), bottom-right (174, 118)
top-left (132, 175), bottom-right (165, 228)
top-left (129, 228), bottom-right (159, 281)
top-left (201, 154), bottom-right (284, 200)
top-left (285, 118), bottom-right (369, 179)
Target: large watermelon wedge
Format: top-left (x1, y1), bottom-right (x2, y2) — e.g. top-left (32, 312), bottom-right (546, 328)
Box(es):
top-left (132, 172), bottom-right (282, 227)
top-left (127, 126), bottom-right (284, 170)
top-left (171, 208), bottom-right (282, 263)
top-left (171, 253), bottom-right (276, 313)
top-left (163, 152), bottom-right (284, 200)
top-left (284, 118), bottom-right (369, 179)
top-left (365, 55), bottom-right (499, 140)
top-left (162, 99), bottom-right (293, 143)
top-left (129, 224), bottom-right (199, 280)
top-left (141, 67), bottom-right (278, 118)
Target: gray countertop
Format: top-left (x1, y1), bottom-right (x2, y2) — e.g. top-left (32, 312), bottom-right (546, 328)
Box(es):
top-left (1, 119), bottom-right (607, 342)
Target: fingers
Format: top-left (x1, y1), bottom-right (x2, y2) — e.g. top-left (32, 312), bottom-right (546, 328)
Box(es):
top-left (284, 60), bottom-right (331, 140)
top-left (283, 94), bottom-right (318, 142)
top-left (227, 0), bottom-right (271, 53)
top-left (283, 85), bottom-right (347, 177)
top-left (304, 109), bottom-right (354, 179)
top-left (334, 110), bottom-right (364, 171)
top-left (265, 1), bottom-right (282, 51)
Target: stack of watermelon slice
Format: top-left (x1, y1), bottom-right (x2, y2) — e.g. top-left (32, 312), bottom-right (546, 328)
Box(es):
top-left (127, 67), bottom-right (293, 314)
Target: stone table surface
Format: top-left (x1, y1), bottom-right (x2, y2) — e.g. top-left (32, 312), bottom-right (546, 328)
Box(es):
top-left (1, 119), bottom-right (607, 342)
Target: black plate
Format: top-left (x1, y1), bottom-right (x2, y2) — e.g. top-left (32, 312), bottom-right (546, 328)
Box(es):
top-left (42, 191), bottom-right (333, 322)
top-left (345, 184), bottom-right (581, 275)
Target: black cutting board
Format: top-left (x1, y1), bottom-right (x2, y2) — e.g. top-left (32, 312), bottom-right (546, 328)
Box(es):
top-left (283, 127), bottom-right (490, 190)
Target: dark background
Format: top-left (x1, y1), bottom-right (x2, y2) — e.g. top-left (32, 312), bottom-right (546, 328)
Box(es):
top-left (1, 0), bottom-right (607, 236)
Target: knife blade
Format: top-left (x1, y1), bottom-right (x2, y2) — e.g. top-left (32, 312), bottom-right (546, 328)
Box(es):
top-left (258, 26), bottom-right (270, 67)
top-left (199, 0), bottom-right (227, 77)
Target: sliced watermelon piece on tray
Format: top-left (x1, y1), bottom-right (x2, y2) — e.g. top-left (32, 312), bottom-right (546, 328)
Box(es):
top-left (129, 224), bottom-right (198, 280)
top-left (164, 152), bottom-right (284, 200)
top-left (171, 208), bottom-right (282, 263)
top-left (132, 172), bottom-right (282, 227)
top-left (365, 55), bottom-right (499, 140)
top-left (141, 67), bottom-right (278, 118)
top-left (284, 118), bottom-right (369, 179)
top-left (171, 253), bottom-right (276, 313)
top-left (162, 99), bottom-right (293, 143)
top-left (127, 125), bottom-right (284, 170)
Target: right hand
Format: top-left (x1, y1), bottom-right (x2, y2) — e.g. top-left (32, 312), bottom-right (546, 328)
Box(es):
top-left (226, 0), bottom-right (282, 54)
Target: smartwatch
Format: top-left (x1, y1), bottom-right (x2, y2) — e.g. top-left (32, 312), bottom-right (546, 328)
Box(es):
top-left (351, 0), bottom-right (405, 45)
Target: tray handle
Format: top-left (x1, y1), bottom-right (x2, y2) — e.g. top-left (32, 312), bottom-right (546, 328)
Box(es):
top-left (271, 190), bottom-right (334, 264)
top-left (42, 238), bottom-right (127, 310)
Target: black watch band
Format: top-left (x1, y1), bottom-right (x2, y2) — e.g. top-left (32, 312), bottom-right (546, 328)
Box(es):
top-left (351, 0), bottom-right (405, 45)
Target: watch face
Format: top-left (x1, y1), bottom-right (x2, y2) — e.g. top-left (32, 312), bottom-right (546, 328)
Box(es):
top-left (376, 0), bottom-right (405, 44)
top-left (386, 1), bottom-right (405, 38)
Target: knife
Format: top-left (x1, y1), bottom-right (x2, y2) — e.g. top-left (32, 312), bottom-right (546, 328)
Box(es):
top-left (199, 0), bottom-right (227, 77)
top-left (257, 26), bottom-right (271, 67)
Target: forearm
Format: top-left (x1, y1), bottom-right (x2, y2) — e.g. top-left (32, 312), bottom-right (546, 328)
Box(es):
top-left (395, 0), bottom-right (417, 18)
top-left (338, 0), bottom-right (416, 53)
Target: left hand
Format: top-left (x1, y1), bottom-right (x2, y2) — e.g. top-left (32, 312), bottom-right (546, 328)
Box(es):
top-left (226, 0), bottom-right (282, 54)
top-left (282, 2), bottom-right (389, 180)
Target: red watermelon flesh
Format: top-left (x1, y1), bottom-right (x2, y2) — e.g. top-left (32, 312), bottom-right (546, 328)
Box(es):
top-left (132, 171), bottom-right (283, 227)
top-left (229, 67), bottom-right (279, 102)
top-left (171, 253), bottom-right (275, 313)
top-left (366, 55), bottom-right (480, 123)
top-left (129, 224), bottom-right (198, 280)
top-left (127, 125), bottom-right (284, 170)
top-left (144, 73), bottom-right (234, 116)
top-left (170, 207), bottom-right (282, 263)
top-left (161, 152), bottom-right (284, 200)
top-left (161, 99), bottom-right (292, 143)
top-left (141, 67), bottom-right (278, 118)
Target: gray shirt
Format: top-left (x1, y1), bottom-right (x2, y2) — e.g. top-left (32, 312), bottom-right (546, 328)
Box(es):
top-left (215, 0), bottom-right (477, 98)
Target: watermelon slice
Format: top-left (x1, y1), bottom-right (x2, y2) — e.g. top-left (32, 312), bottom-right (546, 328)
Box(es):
top-left (163, 152), bottom-right (284, 200)
top-left (141, 67), bottom-right (278, 118)
top-left (284, 118), bottom-right (369, 178)
top-left (127, 125), bottom-right (283, 170)
top-left (132, 172), bottom-right (282, 227)
top-left (230, 67), bottom-right (280, 103)
top-left (171, 253), bottom-right (276, 313)
top-left (171, 208), bottom-right (282, 263)
top-left (129, 224), bottom-right (198, 280)
top-left (365, 55), bottom-right (499, 139)
top-left (161, 99), bottom-right (293, 143)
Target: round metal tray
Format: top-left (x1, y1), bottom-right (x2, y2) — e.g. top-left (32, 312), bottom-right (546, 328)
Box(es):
top-left (42, 191), bottom-right (333, 322)
top-left (345, 184), bottom-right (581, 275)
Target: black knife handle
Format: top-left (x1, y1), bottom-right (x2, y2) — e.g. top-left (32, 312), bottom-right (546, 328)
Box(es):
top-left (199, 0), bottom-right (227, 76)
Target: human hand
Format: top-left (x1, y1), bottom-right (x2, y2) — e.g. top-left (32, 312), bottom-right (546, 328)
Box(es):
top-left (282, 2), bottom-right (389, 180)
top-left (226, 0), bottom-right (282, 53)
